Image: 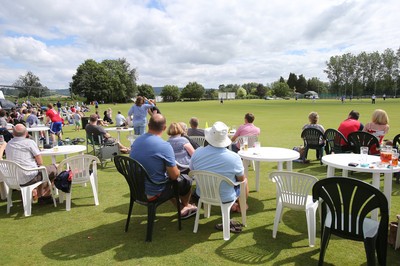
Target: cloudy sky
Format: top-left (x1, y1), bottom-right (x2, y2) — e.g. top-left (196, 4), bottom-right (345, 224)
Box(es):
top-left (0, 0), bottom-right (399, 90)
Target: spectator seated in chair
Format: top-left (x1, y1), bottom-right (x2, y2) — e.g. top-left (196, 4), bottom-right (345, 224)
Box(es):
top-left (130, 114), bottom-right (197, 219)
top-left (85, 114), bottom-right (130, 154)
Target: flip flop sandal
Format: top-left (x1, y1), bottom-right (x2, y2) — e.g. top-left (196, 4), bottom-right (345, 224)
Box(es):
top-left (181, 207), bottom-right (197, 220)
top-left (215, 221), bottom-right (242, 233)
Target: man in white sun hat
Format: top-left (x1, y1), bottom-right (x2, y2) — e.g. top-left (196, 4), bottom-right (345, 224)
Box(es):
top-left (189, 121), bottom-right (248, 213)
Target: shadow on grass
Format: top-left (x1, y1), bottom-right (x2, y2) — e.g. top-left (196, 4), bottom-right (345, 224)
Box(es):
top-left (215, 225), bottom-right (324, 265)
top-left (41, 214), bottom-right (212, 262)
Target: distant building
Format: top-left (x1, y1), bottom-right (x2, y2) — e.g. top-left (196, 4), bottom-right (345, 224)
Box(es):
top-left (304, 91), bottom-right (319, 99)
top-left (218, 92), bottom-right (236, 100)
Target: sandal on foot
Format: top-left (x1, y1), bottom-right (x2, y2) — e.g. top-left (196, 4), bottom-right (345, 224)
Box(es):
top-left (181, 207), bottom-right (197, 220)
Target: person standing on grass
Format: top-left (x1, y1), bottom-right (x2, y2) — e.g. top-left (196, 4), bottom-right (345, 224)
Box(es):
top-left (45, 103), bottom-right (63, 145)
top-left (73, 111), bottom-right (81, 131)
top-left (127, 96), bottom-right (154, 135)
top-left (130, 114), bottom-right (197, 219)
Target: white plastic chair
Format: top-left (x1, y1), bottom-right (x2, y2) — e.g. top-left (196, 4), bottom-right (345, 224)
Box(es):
top-left (0, 160), bottom-right (57, 216)
top-left (56, 154), bottom-right (100, 211)
top-left (175, 160), bottom-right (190, 174)
top-left (189, 170), bottom-right (246, 241)
top-left (0, 144), bottom-right (8, 200)
top-left (269, 171), bottom-right (319, 247)
top-left (189, 136), bottom-right (206, 147)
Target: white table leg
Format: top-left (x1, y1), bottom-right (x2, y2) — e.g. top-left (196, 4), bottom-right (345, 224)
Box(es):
top-left (255, 161), bottom-right (260, 192)
top-left (371, 172), bottom-right (381, 220)
top-left (45, 131), bottom-right (50, 144)
top-left (383, 173), bottom-right (392, 214)
top-left (327, 166), bottom-right (335, 178)
top-left (32, 131), bottom-right (39, 146)
top-left (342, 169), bottom-right (349, 177)
top-left (277, 162), bottom-right (283, 171)
top-left (243, 158), bottom-right (249, 181)
top-left (286, 160), bottom-right (293, 171)
top-left (117, 131), bottom-right (121, 143)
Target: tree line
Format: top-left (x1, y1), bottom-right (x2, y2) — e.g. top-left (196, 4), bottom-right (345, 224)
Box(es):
top-left (324, 47), bottom-right (400, 97)
top-left (4, 46), bottom-right (399, 102)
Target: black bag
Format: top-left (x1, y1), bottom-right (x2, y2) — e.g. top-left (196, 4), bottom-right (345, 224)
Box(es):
top-left (54, 170), bottom-right (72, 193)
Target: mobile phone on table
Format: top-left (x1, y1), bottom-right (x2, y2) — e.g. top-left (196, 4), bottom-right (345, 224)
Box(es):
top-left (348, 162), bottom-right (359, 167)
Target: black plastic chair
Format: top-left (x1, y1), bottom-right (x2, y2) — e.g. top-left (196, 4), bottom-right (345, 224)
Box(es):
top-left (301, 128), bottom-right (325, 164)
top-left (347, 131), bottom-right (380, 155)
top-left (393, 134), bottom-right (400, 149)
top-left (324, 128), bottom-right (352, 155)
top-left (392, 134), bottom-right (400, 184)
top-left (0, 127), bottom-right (13, 142)
top-left (312, 177), bottom-right (388, 266)
top-left (114, 155), bottom-right (181, 242)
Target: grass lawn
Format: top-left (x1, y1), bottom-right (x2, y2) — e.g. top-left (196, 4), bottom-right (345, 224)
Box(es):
top-left (1, 98), bottom-right (400, 265)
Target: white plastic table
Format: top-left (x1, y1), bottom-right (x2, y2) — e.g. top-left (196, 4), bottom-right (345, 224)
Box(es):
top-left (322, 153), bottom-right (400, 219)
top-left (40, 145), bottom-right (86, 164)
top-left (104, 127), bottom-right (133, 142)
top-left (27, 126), bottom-right (50, 146)
top-left (238, 147), bottom-right (300, 191)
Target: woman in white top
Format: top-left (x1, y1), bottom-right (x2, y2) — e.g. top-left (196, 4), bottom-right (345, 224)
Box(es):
top-left (363, 109), bottom-right (389, 144)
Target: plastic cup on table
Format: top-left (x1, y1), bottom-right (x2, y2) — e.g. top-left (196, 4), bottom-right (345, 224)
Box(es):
top-left (360, 146), bottom-right (369, 167)
top-left (391, 152), bottom-right (399, 167)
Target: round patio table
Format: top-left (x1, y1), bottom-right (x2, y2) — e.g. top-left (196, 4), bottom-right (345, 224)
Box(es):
top-left (40, 145), bottom-right (86, 164)
top-left (238, 147), bottom-right (300, 191)
top-left (322, 153), bottom-right (400, 220)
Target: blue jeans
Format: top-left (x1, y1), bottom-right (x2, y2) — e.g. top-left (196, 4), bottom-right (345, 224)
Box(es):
top-left (134, 125), bottom-right (145, 135)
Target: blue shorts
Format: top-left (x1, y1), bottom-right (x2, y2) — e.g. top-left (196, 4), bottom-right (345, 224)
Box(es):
top-left (50, 122), bottom-right (63, 134)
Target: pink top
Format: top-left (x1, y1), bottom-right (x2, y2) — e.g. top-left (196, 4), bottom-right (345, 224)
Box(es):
top-left (233, 123), bottom-right (260, 148)
top-left (363, 122), bottom-right (389, 143)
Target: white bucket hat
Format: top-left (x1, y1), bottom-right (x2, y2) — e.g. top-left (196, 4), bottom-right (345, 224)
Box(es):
top-left (205, 121), bottom-right (232, 148)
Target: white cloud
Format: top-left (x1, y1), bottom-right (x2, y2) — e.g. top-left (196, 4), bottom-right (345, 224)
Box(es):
top-left (0, 0), bottom-right (399, 89)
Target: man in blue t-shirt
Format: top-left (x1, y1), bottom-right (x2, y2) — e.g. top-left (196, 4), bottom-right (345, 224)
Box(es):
top-left (190, 121), bottom-right (248, 213)
top-left (130, 114), bottom-right (197, 219)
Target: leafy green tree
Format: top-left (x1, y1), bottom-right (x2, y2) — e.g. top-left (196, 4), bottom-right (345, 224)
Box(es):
top-left (180, 82), bottom-right (205, 100)
top-left (102, 58), bottom-right (137, 103)
top-left (381, 48), bottom-right (398, 96)
top-left (324, 55), bottom-right (343, 95)
top-left (271, 81), bottom-right (291, 97)
top-left (366, 51), bottom-right (382, 94)
top-left (307, 77), bottom-right (327, 95)
top-left (70, 58), bottom-right (137, 103)
top-left (219, 84), bottom-right (240, 93)
top-left (242, 82), bottom-right (258, 95)
top-left (70, 59), bottom-right (108, 102)
top-left (287, 73), bottom-right (298, 90)
top-left (161, 85), bottom-right (180, 102)
top-left (13, 71), bottom-right (49, 98)
top-left (204, 88), bottom-right (218, 99)
top-left (237, 87), bottom-right (247, 98)
top-left (255, 84), bottom-right (267, 98)
top-left (296, 75), bottom-right (308, 93)
top-left (137, 84), bottom-right (155, 99)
